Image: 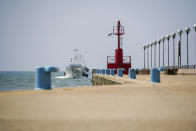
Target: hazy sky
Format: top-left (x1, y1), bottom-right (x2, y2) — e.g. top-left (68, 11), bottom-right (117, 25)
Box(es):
top-left (0, 0), bottom-right (196, 71)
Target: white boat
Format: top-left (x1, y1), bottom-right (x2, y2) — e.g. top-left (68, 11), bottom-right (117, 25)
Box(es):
top-left (64, 50), bottom-right (89, 78)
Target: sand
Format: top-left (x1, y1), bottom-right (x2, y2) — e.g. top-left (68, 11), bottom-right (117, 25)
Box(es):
top-left (0, 74), bottom-right (196, 131)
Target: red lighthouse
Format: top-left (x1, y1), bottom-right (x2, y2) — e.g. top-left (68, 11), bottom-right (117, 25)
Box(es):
top-left (107, 20), bottom-right (131, 74)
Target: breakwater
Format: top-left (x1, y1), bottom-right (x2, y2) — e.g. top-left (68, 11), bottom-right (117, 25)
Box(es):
top-left (92, 74), bottom-right (134, 86)
top-left (92, 68), bottom-right (196, 86)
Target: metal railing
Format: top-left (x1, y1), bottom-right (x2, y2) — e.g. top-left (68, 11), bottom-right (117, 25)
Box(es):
top-left (107, 56), bottom-right (131, 64)
top-left (142, 24), bottom-right (196, 70)
top-left (142, 65), bottom-right (196, 70)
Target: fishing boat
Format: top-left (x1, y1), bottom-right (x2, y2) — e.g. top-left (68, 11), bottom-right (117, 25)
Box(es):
top-left (64, 50), bottom-right (89, 78)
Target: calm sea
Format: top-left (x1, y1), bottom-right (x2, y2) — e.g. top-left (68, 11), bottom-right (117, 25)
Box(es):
top-left (0, 71), bottom-right (92, 91)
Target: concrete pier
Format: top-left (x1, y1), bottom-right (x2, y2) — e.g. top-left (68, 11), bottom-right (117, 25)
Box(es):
top-left (0, 70), bottom-right (196, 131)
top-left (92, 74), bottom-right (120, 85)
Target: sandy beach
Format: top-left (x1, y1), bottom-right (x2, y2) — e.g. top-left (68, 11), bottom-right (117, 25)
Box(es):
top-left (0, 74), bottom-right (196, 131)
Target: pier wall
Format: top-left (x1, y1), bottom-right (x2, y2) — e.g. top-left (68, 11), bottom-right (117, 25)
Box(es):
top-left (92, 75), bottom-right (120, 86)
top-left (92, 74), bottom-right (134, 86)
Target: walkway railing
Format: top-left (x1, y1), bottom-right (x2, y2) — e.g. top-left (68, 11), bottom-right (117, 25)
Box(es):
top-left (143, 24), bottom-right (196, 69)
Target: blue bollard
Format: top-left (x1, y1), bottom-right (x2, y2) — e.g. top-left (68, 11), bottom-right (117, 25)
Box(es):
top-left (101, 69), bottom-right (105, 75)
top-left (95, 69), bottom-right (99, 74)
top-left (105, 69), bottom-right (109, 75)
top-left (135, 68), bottom-right (139, 74)
top-left (150, 68), bottom-right (160, 83)
top-left (99, 69), bottom-right (101, 74)
top-left (98, 69), bottom-right (100, 74)
top-left (117, 68), bottom-right (124, 77)
top-left (129, 68), bottom-right (136, 79)
top-left (110, 69), bottom-right (115, 76)
top-left (35, 66), bottom-right (58, 90)
top-left (158, 67), bottom-right (165, 72)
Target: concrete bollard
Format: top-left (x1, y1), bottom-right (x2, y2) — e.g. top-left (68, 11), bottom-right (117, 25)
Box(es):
top-left (97, 69), bottom-right (100, 74)
top-left (99, 69), bottom-right (102, 74)
top-left (158, 67), bottom-right (165, 72)
top-left (35, 66), bottom-right (58, 90)
top-left (150, 68), bottom-right (160, 83)
top-left (96, 69), bottom-right (99, 74)
top-left (129, 68), bottom-right (136, 79)
top-left (110, 69), bottom-right (115, 76)
top-left (105, 69), bottom-right (110, 75)
top-left (135, 68), bottom-right (139, 74)
top-left (117, 68), bottom-right (124, 77)
top-left (101, 69), bottom-right (105, 75)
top-left (94, 69), bottom-right (97, 74)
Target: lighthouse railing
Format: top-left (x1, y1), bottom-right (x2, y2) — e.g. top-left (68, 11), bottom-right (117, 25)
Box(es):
top-left (107, 56), bottom-right (131, 64)
top-left (107, 56), bottom-right (115, 64)
top-left (123, 56), bottom-right (131, 64)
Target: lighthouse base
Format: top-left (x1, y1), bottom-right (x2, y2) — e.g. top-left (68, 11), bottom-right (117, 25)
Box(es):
top-left (107, 56), bottom-right (131, 74)
top-left (107, 63), bottom-right (131, 74)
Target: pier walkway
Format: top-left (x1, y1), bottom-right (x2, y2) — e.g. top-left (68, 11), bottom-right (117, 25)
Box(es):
top-left (0, 74), bottom-right (196, 131)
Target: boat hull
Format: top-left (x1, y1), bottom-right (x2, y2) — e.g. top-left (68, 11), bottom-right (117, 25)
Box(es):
top-left (65, 67), bottom-right (83, 78)
top-left (65, 65), bottom-right (89, 78)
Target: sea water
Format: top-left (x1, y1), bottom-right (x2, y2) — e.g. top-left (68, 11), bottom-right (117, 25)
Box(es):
top-left (0, 71), bottom-right (92, 91)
